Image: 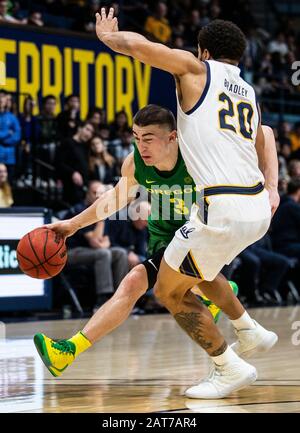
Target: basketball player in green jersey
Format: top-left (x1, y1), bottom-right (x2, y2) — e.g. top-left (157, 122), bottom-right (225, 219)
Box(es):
top-left (33, 105), bottom-right (272, 380)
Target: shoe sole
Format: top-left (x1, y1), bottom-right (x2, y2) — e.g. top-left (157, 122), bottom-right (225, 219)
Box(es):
top-left (185, 367), bottom-right (257, 399)
top-left (33, 333), bottom-right (62, 378)
top-left (231, 331), bottom-right (278, 359)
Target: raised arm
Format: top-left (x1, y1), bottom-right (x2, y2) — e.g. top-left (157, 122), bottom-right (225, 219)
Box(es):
top-left (256, 124), bottom-right (280, 216)
top-left (46, 153), bottom-right (139, 238)
top-left (95, 8), bottom-right (201, 76)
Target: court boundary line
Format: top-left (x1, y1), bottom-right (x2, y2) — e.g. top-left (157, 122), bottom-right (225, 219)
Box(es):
top-left (158, 399), bottom-right (300, 413)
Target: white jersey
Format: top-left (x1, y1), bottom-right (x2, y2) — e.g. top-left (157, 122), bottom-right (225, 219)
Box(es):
top-left (176, 59), bottom-right (264, 188)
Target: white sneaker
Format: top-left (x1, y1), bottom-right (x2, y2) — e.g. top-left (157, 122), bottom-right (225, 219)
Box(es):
top-left (231, 320), bottom-right (278, 358)
top-left (185, 359), bottom-right (257, 399)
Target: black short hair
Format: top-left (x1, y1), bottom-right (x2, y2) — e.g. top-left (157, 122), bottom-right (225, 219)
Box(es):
top-left (288, 179), bottom-right (300, 195)
top-left (80, 120), bottom-right (95, 131)
top-left (198, 19), bottom-right (246, 62)
top-left (65, 94), bottom-right (79, 103)
top-left (133, 104), bottom-right (176, 131)
top-left (42, 95), bottom-right (56, 105)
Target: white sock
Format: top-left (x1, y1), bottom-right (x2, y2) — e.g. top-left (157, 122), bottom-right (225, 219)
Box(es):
top-left (211, 345), bottom-right (240, 366)
top-left (231, 311), bottom-right (256, 331)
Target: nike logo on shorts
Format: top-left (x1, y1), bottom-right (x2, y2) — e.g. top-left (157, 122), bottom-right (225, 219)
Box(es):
top-left (148, 258), bottom-right (158, 271)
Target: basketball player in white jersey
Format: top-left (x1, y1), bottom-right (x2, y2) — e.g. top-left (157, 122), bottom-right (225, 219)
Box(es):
top-left (95, 9), bottom-right (280, 398)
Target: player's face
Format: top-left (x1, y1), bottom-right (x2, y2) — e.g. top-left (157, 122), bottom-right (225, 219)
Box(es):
top-left (133, 124), bottom-right (176, 166)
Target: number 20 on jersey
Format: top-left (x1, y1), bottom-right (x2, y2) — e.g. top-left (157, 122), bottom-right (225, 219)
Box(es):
top-left (218, 92), bottom-right (254, 140)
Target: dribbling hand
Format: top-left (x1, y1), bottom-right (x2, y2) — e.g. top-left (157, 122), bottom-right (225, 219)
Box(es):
top-left (44, 220), bottom-right (77, 239)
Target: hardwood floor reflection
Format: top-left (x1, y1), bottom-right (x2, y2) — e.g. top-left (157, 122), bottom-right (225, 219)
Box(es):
top-left (1, 306), bottom-right (300, 413)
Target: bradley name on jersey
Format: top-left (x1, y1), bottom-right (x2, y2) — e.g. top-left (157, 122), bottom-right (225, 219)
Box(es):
top-left (224, 78), bottom-right (248, 98)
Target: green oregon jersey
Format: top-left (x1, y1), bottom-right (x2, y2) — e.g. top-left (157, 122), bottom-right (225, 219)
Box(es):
top-left (133, 144), bottom-right (197, 255)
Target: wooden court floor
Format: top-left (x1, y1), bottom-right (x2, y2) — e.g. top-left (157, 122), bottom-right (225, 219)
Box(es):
top-left (1, 306), bottom-right (300, 413)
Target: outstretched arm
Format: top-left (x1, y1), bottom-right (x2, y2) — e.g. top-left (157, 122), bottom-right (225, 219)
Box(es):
top-left (256, 124), bottom-right (280, 216)
top-left (95, 7), bottom-right (201, 76)
top-left (46, 153), bottom-right (139, 237)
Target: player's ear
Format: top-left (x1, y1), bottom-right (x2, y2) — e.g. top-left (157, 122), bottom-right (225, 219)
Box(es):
top-left (169, 130), bottom-right (177, 143)
top-left (201, 49), bottom-right (211, 61)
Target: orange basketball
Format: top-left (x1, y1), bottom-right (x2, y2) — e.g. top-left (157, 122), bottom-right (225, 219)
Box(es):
top-left (16, 227), bottom-right (67, 279)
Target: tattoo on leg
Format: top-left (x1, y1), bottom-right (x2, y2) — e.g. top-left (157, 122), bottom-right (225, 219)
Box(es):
top-left (210, 341), bottom-right (228, 357)
top-left (174, 311), bottom-right (213, 350)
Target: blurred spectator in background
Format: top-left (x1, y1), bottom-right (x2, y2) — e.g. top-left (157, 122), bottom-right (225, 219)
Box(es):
top-left (278, 178), bottom-right (288, 196)
top-left (109, 110), bottom-right (129, 140)
top-left (144, 1), bottom-right (172, 43)
top-left (57, 121), bottom-right (95, 205)
top-left (210, 2), bottom-right (222, 21)
top-left (288, 160), bottom-right (300, 180)
top-left (23, 9), bottom-right (44, 26)
top-left (106, 201), bottom-right (151, 269)
top-left (87, 107), bottom-right (106, 132)
top-left (57, 94), bottom-right (81, 140)
top-left (115, 128), bottom-right (134, 167)
top-left (172, 21), bottom-right (185, 40)
top-left (268, 31), bottom-right (289, 60)
top-left (18, 95), bottom-right (38, 178)
top-left (244, 28), bottom-right (264, 71)
top-left (0, 0), bottom-right (22, 23)
top-left (65, 181), bottom-right (128, 308)
top-left (238, 234), bottom-right (290, 305)
top-left (289, 122), bottom-right (300, 153)
top-left (173, 36), bottom-right (185, 49)
top-left (0, 163), bottom-right (13, 207)
top-left (278, 152), bottom-right (289, 183)
top-left (184, 9), bottom-right (203, 47)
top-left (280, 142), bottom-right (292, 162)
top-left (278, 122), bottom-right (292, 147)
top-left (272, 180), bottom-right (300, 261)
top-left (0, 90), bottom-right (21, 181)
top-left (6, 92), bottom-right (18, 115)
top-left (89, 136), bottom-right (117, 184)
top-left (37, 95), bottom-right (58, 165)
top-left (98, 124), bottom-right (110, 141)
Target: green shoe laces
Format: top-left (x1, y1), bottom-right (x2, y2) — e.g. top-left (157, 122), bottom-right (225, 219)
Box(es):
top-left (51, 339), bottom-right (76, 356)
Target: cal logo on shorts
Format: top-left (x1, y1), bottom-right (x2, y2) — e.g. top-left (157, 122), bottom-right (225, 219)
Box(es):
top-left (180, 226), bottom-right (195, 239)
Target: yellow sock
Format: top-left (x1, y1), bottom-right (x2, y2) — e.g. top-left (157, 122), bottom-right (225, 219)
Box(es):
top-left (69, 331), bottom-right (92, 358)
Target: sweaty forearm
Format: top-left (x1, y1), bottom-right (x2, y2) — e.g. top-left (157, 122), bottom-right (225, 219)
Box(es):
top-left (100, 31), bottom-right (148, 56)
top-left (261, 125), bottom-right (278, 189)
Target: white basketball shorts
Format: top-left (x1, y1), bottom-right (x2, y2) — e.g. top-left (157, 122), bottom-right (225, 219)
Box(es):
top-left (164, 185), bottom-right (271, 281)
